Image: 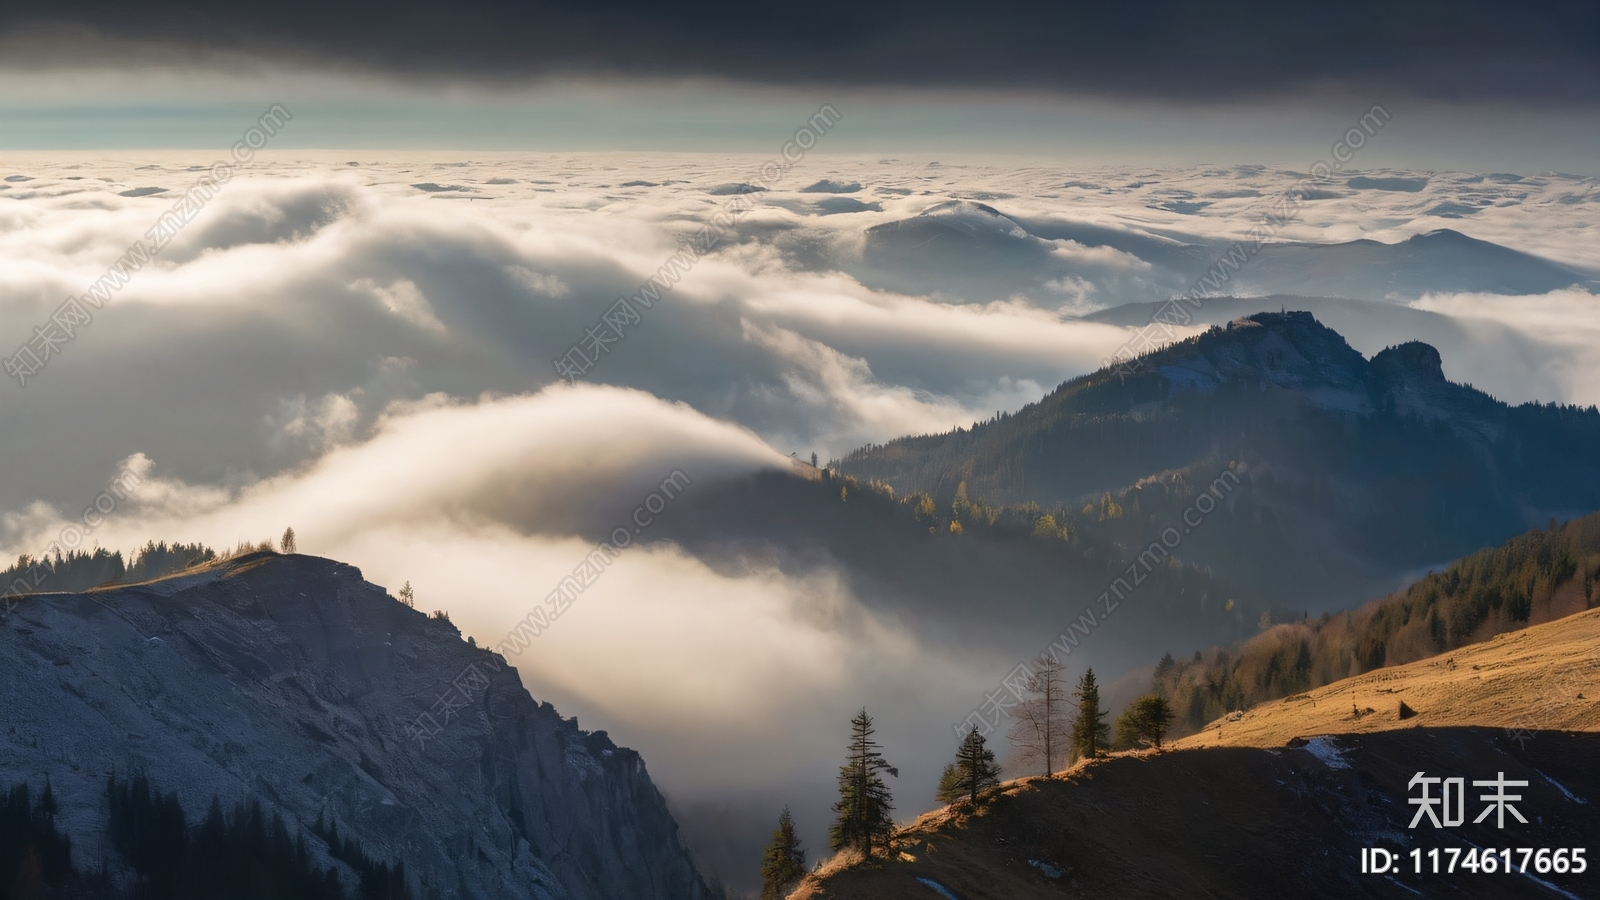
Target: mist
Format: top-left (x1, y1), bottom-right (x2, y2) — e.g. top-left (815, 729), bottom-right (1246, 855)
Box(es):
top-left (4, 152), bottom-right (1600, 890)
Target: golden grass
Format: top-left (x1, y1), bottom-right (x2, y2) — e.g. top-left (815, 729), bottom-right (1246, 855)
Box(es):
top-left (1172, 605), bottom-right (1600, 750)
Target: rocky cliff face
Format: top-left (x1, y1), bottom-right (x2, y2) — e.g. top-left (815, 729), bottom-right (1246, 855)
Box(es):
top-left (1161, 313), bottom-right (1505, 425)
top-left (0, 553), bottom-right (711, 900)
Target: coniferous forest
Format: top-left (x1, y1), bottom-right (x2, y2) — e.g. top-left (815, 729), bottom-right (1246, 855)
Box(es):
top-left (0, 775), bottom-right (409, 900)
top-left (1151, 510), bottom-right (1600, 735)
top-left (1, 543), bottom-right (217, 598)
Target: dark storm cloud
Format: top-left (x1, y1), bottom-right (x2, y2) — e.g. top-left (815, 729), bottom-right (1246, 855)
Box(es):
top-left (5, 0), bottom-right (1599, 102)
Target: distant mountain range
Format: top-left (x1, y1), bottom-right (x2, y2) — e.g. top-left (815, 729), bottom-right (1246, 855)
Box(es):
top-left (836, 311), bottom-right (1600, 607)
top-left (1231, 228), bottom-right (1592, 299)
top-left (1021, 215), bottom-right (1593, 299)
top-left (845, 201), bottom-right (1593, 306)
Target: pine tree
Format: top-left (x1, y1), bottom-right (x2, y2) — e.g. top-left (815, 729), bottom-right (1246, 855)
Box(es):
top-left (1008, 655), bottom-right (1071, 776)
top-left (397, 581), bottom-right (415, 608)
top-left (1, 779), bottom-right (75, 890)
top-left (1153, 651), bottom-right (1177, 681)
top-left (937, 726), bottom-right (1001, 805)
top-left (105, 776), bottom-right (398, 900)
top-left (758, 807), bottom-right (807, 900)
top-left (281, 527), bottom-right (297, 554)
top-left (1114, 695), bottom-right (1175, 749)
top-left (1071, 668), bottom-right (1109, 760)
top-left (829, 709), bottom-right (898, 857)
top-left (936, 764), bottom-right (963, 803)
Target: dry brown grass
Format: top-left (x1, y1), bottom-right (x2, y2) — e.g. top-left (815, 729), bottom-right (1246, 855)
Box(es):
top-left (795, 607), bottom-right (1600, 899)
top-left (1173, 605), bottom-right (1600, 750)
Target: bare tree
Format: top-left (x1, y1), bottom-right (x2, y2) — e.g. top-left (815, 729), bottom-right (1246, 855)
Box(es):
top-left (280, 527), bottom-right (297, 554)
top-left (1008, 655), bottom-right (1071, 776)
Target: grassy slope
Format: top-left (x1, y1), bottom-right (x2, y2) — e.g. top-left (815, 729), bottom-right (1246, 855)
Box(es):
top-left (1155, 511), bottom-right (1600, 736)
top-left (794, 607), bottom-right (1600, 900)
top-left (1173, 605), bottom-right (1600, 750)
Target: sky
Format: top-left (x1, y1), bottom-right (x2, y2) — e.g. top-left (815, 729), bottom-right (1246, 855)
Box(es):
top-left (2, 74), bottom-right (1599, 173)
top-left (0, 1), bottom-right (1598, 170)
top-left (3, 1), bottom-right (1599, 891)
top-left (5, 0), bottom-right (1596, 97)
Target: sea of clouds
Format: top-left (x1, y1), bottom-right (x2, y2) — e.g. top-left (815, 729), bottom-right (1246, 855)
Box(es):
top-left (2, 152), bottom-right (1596, 886)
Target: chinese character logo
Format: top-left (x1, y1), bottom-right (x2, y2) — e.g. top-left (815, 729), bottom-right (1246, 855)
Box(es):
top-left (1407, 771), bottom-right (1529, 829)
top-left (1472, 772), bottom-right (1528, 828)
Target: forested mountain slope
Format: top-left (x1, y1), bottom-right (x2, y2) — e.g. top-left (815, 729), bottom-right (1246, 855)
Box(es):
top-left (1153, 510), bottom-right (1600, 735)
top-left (836, 311), bottom-right (1600, 605)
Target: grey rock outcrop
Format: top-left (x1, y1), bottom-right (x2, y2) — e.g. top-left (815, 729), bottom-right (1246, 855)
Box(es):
top-left (0, 552), bottom-right (711, 900)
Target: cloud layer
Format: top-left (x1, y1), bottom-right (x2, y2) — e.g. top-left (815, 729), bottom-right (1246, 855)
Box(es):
top-left (0, 385), bottom-right (1004, 887)
top-left (4, 152), bottom-right (1600, 888)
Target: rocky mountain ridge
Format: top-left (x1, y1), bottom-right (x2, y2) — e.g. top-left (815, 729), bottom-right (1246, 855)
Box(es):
top-left (1153, 311), bottom-right (1504, 433)
top-left (0, 552), bottom-right (711, 900)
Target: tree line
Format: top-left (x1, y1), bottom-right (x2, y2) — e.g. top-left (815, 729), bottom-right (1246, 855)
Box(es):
top-left (0, 775), bottom-right (410, 900)
top-left (1149, 510), bottom-right (1600, 736)
top-left (1, 542), bottom-right (217, 598)
top-left (758, 661), bottom-right (1173, 899)
top-left (0, 779), bottom-right (89, 898)
top-left (1, 526), bottom-right (326, 602)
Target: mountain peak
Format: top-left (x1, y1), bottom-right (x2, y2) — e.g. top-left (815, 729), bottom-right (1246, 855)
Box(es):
top-left (1404, 227), bottom-right (1488, 247)
top-left (1152, 309), bottom-right (1372, 410)
top-left (1371, 340), bottom-right (1446, 385)
top-left (836, 310), bottom-right (1600, 606)
top-left (918, 198), bottom-right (1006, 219)
top-left (1149, 310), bottom-right (1488, 422)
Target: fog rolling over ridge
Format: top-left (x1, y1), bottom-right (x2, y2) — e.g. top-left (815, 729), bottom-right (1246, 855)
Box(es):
top-left (2, 0), bottom-right (1599, 894)
top-left (2, 153), bottom-right (1600, 895)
